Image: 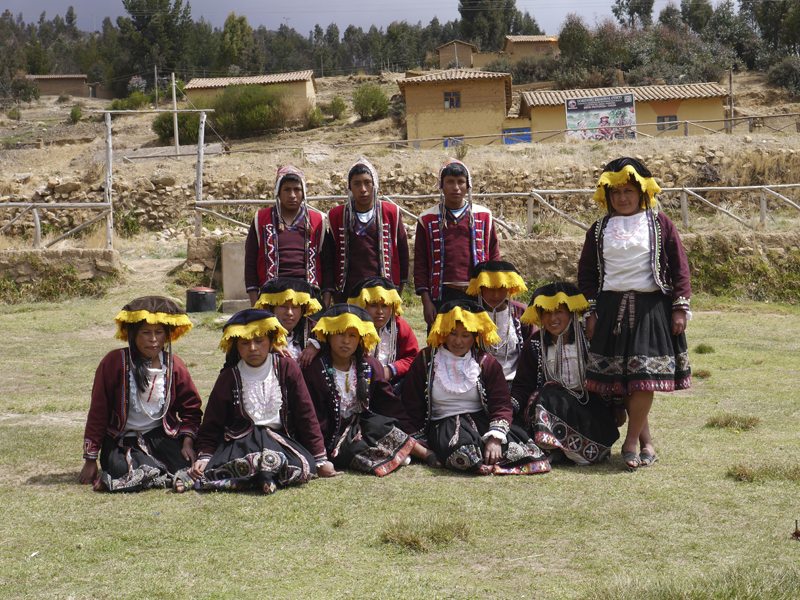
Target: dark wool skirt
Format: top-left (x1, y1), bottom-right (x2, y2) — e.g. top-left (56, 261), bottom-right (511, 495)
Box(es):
top-left (586, 291), bottom-right (691, 396)
top-left (197, 426), bottom-right (316, 495)
top-left (527, 384), bottom-right (620, 465)
top-left (429, 411), bottom-right (551, 475)
top-left (98, 428), bottom-right (190, 492)
top-left (331, 411), bottom-right (415, 477)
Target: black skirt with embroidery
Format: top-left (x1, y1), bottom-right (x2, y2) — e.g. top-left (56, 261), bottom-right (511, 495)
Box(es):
top-left (429, 410), bottom-right (551, 475)
top-left (527, 385), bottom-right (620, 465)
top-left (586, 291), bottom-right (691, 396)
top-left (330, 411), bottom-right (414, 476)
top-left (99, 428), bottom-right (190, 492)
top-left (196, 425), bottom-right (316, 495)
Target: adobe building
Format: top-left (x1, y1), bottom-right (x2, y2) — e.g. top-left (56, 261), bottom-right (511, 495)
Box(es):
top-left (183, 70), bottom-right (317, 120)
top-left (435, 40), bottom-right (478, 69)
top-left (28, 74), bottom-right (114, 99)
top-left (519, 83), bottom-right (728, 142)
top-left (503, 35), bottom-right (559, 63)
top-left (398, 69), bottom-right (516, 148)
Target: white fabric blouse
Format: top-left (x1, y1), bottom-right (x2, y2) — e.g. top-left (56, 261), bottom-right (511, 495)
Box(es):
top-left (375, 326), bottom-right (392, 366)
top-left (125, 355), bottom-right (167, 434)
top-left (333, 363), bottom-right (361, 420)
top-left (239, 355), bottom-right (283, 429)
top-left (486, 306), bottom-right (520, 381)
top-left (430, 348), bottom-right (482, 420)
top-left (602, 212), bottom-right (660, 293)
top-left (284, 332), bottom-right (303, 361)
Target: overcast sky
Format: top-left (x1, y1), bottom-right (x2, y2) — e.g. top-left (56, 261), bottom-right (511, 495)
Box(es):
top-left (4, 0), bottom-right (673, 39)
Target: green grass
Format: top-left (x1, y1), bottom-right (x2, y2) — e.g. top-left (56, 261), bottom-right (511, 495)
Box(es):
top-left (1, 262), bottom-right (800, 598)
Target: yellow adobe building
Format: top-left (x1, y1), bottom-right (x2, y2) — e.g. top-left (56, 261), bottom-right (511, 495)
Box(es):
top-left (183, 71), bottom-right (317, 120)
top-left (435, 40), bottom-right (478, 68)
top-left (503, 36), bottom-right (559, 63)
top-left (519, 83), bottom-right (728, 142)
top-left (398, 70), bottom-right (513, 148)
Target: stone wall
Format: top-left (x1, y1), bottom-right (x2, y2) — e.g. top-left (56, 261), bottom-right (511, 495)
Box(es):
top-left (0, 248), bottom-right (122, 283)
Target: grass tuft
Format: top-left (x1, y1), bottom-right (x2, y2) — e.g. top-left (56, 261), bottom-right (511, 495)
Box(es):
top-left (694, 368), bottom-right (712, 379)
top-left (380, 515), bottom-right (470, 553)
top-left (693, 343), bottom-right (715, 354)
top-left (0, 263), bottom-right (120, 305)
top-left (706, 413), bottom-right (760, 430)
top-left (727, 463), bottom-right (800, 483)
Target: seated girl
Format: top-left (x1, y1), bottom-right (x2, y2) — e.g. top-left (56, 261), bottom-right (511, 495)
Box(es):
top-left (79, 296), bottom-right (203, 492)
top-left (347, 276), bottom-right (419, 394)
top-left (255, 277), bottom-right (323, 368)
top-left (511, 283), bottom-right (620, 465)
top-left (402, 299), bottom-right (550, 475)
top-left (303, 304), bottom-right (429, 475)
top-left (187, 309), bottom-right (338, 494)
top-left (466, 260), bottom-right (533, 392)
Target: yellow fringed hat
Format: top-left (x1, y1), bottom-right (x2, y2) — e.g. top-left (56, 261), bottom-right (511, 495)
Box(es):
top-left (347, 276), bottom-right (403, 315)
top-left (114, 296), bottom-right (193, 342)
top-left (466, 260), bottom-right (528, 297)
top-left (218, 309), bottom-right (288, 353)
top-left (521, 282), bottom-right (589, 327)
top-left (312, 304), bottom-right (380, 352)
top-left (592, 157), bottom-right (661, 210)
top-left (426, 299), bottom-right (501, 348)
top-left (255, 277), bottom-right (322, 315)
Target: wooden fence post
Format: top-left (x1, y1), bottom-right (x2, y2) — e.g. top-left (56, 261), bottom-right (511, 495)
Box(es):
top-left (684, 121), bottom-right (689, 136)
top-left (104, 111), bottom-right (114, 249)
top-left (760, 189), bottom-right (767, 225)
top-left (527, 194), bottom-right (535, 234)
top-left (33, 208), bottom-right (41, 249)
top-left (680, 189), bottom-right (689, 229)
top-left (195, 111), bottom-right (206, 237)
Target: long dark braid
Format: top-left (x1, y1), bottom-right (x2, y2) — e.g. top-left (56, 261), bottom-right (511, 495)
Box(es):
top-left (127, 321), bottom-right (171, 393)
top-left (354, 346), bottom-right (369, 407)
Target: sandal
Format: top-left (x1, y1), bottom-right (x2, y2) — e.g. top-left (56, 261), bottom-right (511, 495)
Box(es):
top-left (639, 452), bottom-right (659, 467)
top-left (425, 452), bottom-right (441, 468)
top-left (622, 450), bottom-right (641, 470)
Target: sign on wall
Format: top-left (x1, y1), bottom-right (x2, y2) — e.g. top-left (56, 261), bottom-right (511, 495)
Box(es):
top-left (565, 94), bottom-right (637, 141)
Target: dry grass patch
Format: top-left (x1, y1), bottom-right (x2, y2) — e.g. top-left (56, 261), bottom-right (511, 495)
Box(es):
top-left (693, 368), bottom-right (712, 379)
top-left (706, 413), bottom-right (760, 430)
top-left (727, 463), bottom-right (800, 483)
top-left (381, 515), bottom-right (471, 553)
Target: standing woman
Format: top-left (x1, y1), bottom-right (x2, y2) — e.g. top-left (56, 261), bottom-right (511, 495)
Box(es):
top-left (511, 283), bottom-right (620, 466)
top-left (578, 157), bottom-right (691, 470)
top-left (402, 299), bottom-right (550, 475)
top-left (303, 304), bottom-right (424, 476)
top-left (79, 296), bottom-right (202, 492)
top-left (188, 309), bottom-right (338, 495)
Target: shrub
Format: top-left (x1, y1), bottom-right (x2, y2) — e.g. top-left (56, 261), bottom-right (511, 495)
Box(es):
top-left (7, 107), bottom-right (20, 121)
top-left (328, 96), bottom-right (346, 119)
top-left (69, 106), bottom-right (82, 124)
top-left (108, 91), bottom-right (150, 112)
top-left (352, 84), bottom-right (389, 121)
top-left (57, 92), bottom-right (71, 104)
top-left (389, 94), bottom-right (406, 128)
top-left (10, 77), bottom-right (40, 104)
top-left (115, 209), bottom-right (141, 238)
top-left (209, 85), bottom-right (290, 139)
top-left (482, 56), bottom-right (515, 74)
top-left (305, 107), bottom-right (324, 129)
top-left (512, 53), bottom-right (561, 84)
top-left (767, 56), bottom-right (800, 97)
top-left (127, 75), bottom-right (147, 94)
top-left (152, 111), bottom-right (206, 144)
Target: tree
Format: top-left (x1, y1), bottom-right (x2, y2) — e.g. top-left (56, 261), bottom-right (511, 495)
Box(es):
top-left (218, 12), bottom-right (254, 73)
top-left (26, 36), bottom-right (51, 74)
top-left (512, 10), bottom-right (543, 35)
top-left (557, 13), bottom-right (591, 69)
top-left (702, 0), bottom-right (763, 67)
top-left (459, 0), bottom-right (519, 51)
top-left (680, 0), bottom-right (713, 33)
top-left (612, 0), bottom-right (655, 28)
top-left (658, 2), bottom-right (684, 30)
top-left (117, 0), bottom-right (192, 77)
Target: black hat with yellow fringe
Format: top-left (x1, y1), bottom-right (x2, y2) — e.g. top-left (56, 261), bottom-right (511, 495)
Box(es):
top-left (592, 157), bottom-right (661, 210)
top-left (427, 299), bottom-right (502, 348)
top-left (312, 304), bottom-right (380, 352)
top-left (521, 282), bottom-right (589, 327)
top-left (218, 308), bottom-right (288, 353)
top-left (115, 296), bottom-right (193, 342)
top-left (466, 260), bottom-right (528, 297)
top-left (347, 276), bottom-right (403, 315)
top-left (255, 277), bottom-right (322, 314)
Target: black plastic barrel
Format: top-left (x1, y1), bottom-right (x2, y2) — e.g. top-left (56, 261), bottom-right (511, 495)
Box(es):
top-left (186, 287), bottom-right (217, 312)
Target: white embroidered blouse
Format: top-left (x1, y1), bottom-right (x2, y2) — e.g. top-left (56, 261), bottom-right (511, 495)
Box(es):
top-left (602, 212), bottom-right (660, 293)
top-left (239, 355), bottom-right (283, 429)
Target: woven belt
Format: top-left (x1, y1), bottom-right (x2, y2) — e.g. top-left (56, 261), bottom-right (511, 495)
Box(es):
top-left (613, 291), bottom-right (637, 336)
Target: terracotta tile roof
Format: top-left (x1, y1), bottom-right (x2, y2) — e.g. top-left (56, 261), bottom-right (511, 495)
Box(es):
top-left (184, 70), bottom-right (317, 93)
top-left (505, 35), bottom-right (559, 43)
top-left (520, 83), bottom-right (728, 109)
top-left (398, 69), bottom-right (513, 110)
top-left (28, 74), bottom-right (87, 80)
top-left (435, 39), bottom-right (478, 52)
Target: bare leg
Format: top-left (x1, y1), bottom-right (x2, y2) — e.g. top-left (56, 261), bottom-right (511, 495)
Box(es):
top-left (638, 417), bottom-right (655, 456)
top-left (409, 440), bottom-right (440, 466)
top-left (622, 391), bottom-right (654, 466)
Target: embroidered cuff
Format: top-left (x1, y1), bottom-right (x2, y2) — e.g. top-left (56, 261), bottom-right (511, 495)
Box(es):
top-left (389, 364), bottom-right (398, 378)
top-left (83, 451), bottom-right (99, 461)
top-left (415, 286), bottom-right (429, 296)
top-left (198, 453), bottom-right (213, 461)
top-left (587, 298), bottom-right (597, 309)
top-left (309, 338), bottom-right (321, 350)
top-left (246, 285), bottom-right (259, 293)
top-left (482, 430), bottom-right (507, 444)
top-left (83, 439), bottom-right (99, 461)
top-left (673, 297), bottom-right (691, 312)
top-left (178, 428), bottom-right (198, 439)
top-left (400, 278), bottom-right (409, 283)
top-left (321, 287), bottom-right (335, 294)
top-left (510, 397), bottom-right (520, 414)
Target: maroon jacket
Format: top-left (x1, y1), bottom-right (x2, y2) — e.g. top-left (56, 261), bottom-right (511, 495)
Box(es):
top-left (401, 347), bottom-right (512, 442)
top-left (83, 349), bottom-right (202, 460)
top-left (303, 352), bottom-right (413, 454)
top-left (509, 337), bottom-right (547, 416)
top-left (578, 210), bottom-right (691, 311)
top-left (195, 355), bottom-right (326, 463)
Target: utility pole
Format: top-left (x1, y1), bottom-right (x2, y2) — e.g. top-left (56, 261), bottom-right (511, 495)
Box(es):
top-left (729, 68), bottom-right (734, 134)
top-left (172, 72), bottom-right (179, 157)
top-left (154, 65), bottom-right (158, 108)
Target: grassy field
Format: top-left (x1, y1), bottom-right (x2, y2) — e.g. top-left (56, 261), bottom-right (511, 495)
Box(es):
top-left (1, 258), bottom-right (799, 599)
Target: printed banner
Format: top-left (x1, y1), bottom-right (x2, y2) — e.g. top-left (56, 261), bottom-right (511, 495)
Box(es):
top-left (565, 94), bottom-right (637, 141)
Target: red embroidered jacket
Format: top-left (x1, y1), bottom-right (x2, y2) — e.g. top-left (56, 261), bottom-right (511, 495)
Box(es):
top-left (82, 349), bottom-right (203, 460)
top-left (374, 315), bottom-right (419, 380)
top-left (322, 201), bottom-right (409, 295)
top-left (195, 355), bottom-right (327, 463)
top-left (414, 204), bottom-right (499, 301)
top-left (244, 206), bottom-right (327, 292)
